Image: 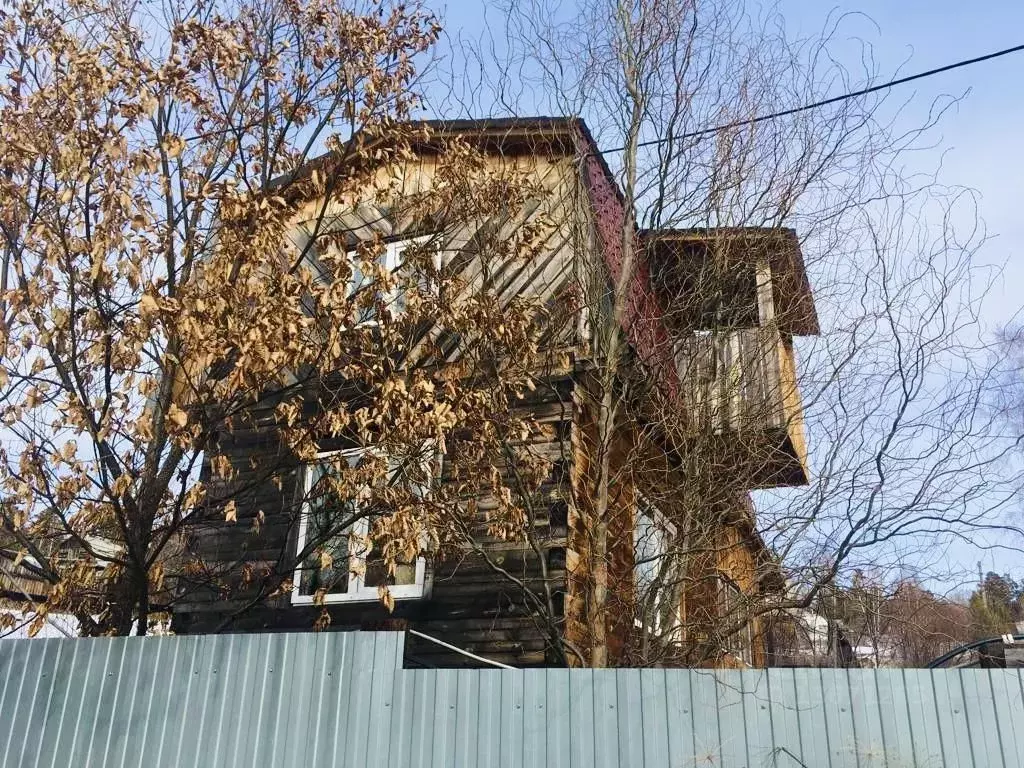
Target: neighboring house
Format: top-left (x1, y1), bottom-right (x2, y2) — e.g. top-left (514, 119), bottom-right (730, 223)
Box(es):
top-left (766, 607), bottom-right (858, 668)
top-left (1, 547), bottom-right (73, 639)
top-left (1, 537), bottom-right (120, 639)
top-left (0, 547), bottom-right (49, 606)
top-left (171, 117), bottom-right (817, 668)
top-left (766, 581), bottom-right (975, 669)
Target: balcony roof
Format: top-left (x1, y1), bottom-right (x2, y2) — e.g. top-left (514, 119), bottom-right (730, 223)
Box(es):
top-left (640, 227), bottom-right (819, 336)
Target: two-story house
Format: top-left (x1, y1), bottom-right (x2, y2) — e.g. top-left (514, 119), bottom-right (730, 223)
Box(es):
top-left (170, 117), bottom-right (817, 668)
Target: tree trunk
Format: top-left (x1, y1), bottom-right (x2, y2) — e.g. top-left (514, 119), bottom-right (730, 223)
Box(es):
top-left (587, 385), bottom-right (617, 667)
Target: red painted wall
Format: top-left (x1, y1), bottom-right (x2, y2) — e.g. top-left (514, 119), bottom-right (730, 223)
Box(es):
top-left (578, 150), bottom-right (680, 396)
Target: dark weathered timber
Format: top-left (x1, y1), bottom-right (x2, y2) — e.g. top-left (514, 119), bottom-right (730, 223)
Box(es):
top-left (172, 377), bottom-right (574, 668)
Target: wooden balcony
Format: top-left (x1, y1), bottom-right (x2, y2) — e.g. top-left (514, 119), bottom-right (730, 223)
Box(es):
top-left (674, 325), bottom-right (809, 488)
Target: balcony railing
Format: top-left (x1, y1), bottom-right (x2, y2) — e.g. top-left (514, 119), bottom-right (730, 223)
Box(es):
top-left (674, 325), bottom-right (808, 485)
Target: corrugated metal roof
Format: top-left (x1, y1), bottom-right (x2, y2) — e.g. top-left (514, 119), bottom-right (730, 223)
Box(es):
top-left (2, 631), bottom-right (1023, 767)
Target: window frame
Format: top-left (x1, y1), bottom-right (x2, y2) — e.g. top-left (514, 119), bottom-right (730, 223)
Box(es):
top-left (347, 235), bottom-right (439, 327)
top-left (633, 494), bottom-right (683, 639)
top-left (716, 572), bottom-right (754, 665)
top-left (290, 447), bottom-right (431, 606)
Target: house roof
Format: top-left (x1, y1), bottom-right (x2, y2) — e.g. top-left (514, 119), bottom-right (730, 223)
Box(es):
top-left (1, 631), bottom-right (1022, 767)
top-left (271, 116), bottom-right (619, 203)
top-left (1, 534), bottom-right (121, 606)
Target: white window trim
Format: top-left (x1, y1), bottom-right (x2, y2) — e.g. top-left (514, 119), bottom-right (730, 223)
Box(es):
top-left (291, 447), bottom-right (431, 605)
top-left (634, 494), bottom-right (683, 639)
top-left (348, 235), bottom-right (439, 327)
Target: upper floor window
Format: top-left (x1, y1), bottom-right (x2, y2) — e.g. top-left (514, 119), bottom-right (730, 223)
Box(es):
top-left (634, 496), bottom-right (682, 639)
top-left (716, 573), bottom-right (754, 665)
top-left (292, 222), bottom-right (441, 326)
top-left (291, 447), bottom-right (433, 605)
top-left (348, 236), bottom-right (437, 325)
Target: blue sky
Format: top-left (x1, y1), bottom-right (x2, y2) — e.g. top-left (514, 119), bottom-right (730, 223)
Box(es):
top-left (773, 2), bottom-right (1024, 582)
top-left (429, 0), bottom-right (1024, 327)
top-left (778, 0), bottom-right (1024, 329)
top-left (761, 1), bottom-right (1024, 581)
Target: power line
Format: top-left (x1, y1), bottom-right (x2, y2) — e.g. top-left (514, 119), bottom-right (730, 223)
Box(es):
top-left (597, 42), bottom-right (1024, 155)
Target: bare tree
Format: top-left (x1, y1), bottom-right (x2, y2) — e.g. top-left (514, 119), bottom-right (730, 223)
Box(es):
top-left (767, 575), bottom-right (972, 667)
top-left (430, 0), bottom-right (1024, 666)
top-left (5, 0), bottom-right (1021, 665)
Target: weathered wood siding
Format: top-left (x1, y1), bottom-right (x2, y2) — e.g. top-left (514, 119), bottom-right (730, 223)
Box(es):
top-left (173, 141), bottom-right (588, 667)
top-left (287, 149), bottom-right (587, 361)
top-left (171, 122), bottom-right (798, 670)
top-left (564, 413), bottom-right (773, 668)
top-left (562, 379), bottom-right (641, 667)
top-left (702, 521), bottom-right (769, 669)
top-left (675, 327), bottom-right (785, 433)
top-left (672, 325), bottom-right (808, 486)
top-left (174, 380), bottom-right (575, 668)
top-left (406, 381), bottom-right (574, 667)
top-left (0, 559), bottom-right (48, 603)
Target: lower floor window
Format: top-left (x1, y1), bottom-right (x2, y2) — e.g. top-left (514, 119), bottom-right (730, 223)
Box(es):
top-left (716, 573), bottom-right (754, 665)
top-left (634, 496), bottom-right (683, 640)
top-left (291, 448), bottom-right (428, 605)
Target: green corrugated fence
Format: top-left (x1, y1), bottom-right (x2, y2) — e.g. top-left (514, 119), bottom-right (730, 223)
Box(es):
top-left (2, 632), bottom-right (1022, 767)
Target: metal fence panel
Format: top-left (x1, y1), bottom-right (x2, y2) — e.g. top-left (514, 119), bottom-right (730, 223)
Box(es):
top-left (2, 632), bottom-right (1022, 767)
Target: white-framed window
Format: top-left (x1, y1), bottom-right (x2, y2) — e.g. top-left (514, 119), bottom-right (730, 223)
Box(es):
top-left (347, 235), bottom-right (439, 325)
top-left (291, 447), bottom-right (433, 605)
top-left (633, 495), bottom-right (682, 639)
top-left (291, 223), bottom-right (441, 326)
top-left (716, 573), bottom-right (754, 665)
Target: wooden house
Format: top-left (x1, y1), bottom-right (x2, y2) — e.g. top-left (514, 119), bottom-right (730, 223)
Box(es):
top-left (1, 538), bottom-right (90, 639)
top-left (171, 118), bottom-right (818, 668)
top-left (0, 548), bottom-right (47, 606)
